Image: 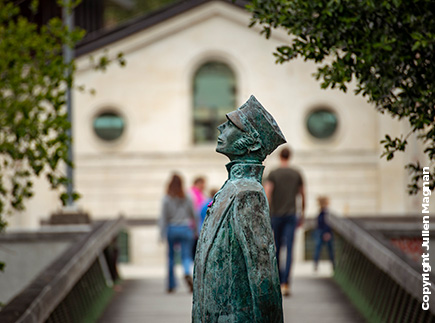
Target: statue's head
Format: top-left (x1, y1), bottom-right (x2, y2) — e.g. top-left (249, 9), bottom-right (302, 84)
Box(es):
top-left (216, 95), bottom-right (286, 162)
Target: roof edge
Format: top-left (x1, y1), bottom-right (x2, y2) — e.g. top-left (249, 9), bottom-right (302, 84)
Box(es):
top-left (75, 0), bottom-right (249, 57)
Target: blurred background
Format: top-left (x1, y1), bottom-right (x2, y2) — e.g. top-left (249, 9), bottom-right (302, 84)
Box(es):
top-left (1, 0), bottom-right (434, 322)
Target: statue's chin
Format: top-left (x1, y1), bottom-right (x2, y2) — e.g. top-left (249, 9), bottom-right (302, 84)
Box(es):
top-left (216, 145), bottom-right (229, 155)
top-left (215, 147), bottom-right (233, 160)
top-left (216, 146), bottom-right (255, 162)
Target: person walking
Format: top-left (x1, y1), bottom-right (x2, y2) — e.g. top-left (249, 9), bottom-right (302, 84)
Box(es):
top-left (189, 176), bottom-right (207, 258)
top-left (314, 196), bottom-right (335, 271)
top-left (264, 147), bottom-right (305, 297)
top-left (159, 173), bottom-right (196, 293)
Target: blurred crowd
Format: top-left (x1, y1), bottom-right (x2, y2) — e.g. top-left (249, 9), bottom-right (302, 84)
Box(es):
top-left (158, 147), bottom-right (335, 296)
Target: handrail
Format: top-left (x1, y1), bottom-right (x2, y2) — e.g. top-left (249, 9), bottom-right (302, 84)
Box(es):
top-left (0, 218), bottom-right (124, 323)
top-left (329, 215), bottom-right (435, 318)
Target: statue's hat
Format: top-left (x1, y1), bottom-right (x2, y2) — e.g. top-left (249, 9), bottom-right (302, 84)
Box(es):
top-left (226, 95), bottom-right (286, 157)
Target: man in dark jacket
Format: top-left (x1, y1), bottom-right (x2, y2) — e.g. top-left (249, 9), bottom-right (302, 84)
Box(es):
top-left (192, 95), bottom-right (286, 323)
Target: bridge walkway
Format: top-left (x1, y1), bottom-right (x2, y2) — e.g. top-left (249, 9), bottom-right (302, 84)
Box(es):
top-left (98, 262), bottom-right (365, 323)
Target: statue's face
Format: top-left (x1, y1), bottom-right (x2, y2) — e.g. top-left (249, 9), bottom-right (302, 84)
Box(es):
top-left (216, 120), bottom-right (246, 160)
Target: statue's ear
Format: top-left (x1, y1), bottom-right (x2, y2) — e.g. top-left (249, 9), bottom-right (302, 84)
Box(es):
top-left (249, 140), bottom-right (262, 153)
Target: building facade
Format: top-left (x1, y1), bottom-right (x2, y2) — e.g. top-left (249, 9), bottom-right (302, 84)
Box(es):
top-left (8, 0), bottom-right (431, 232)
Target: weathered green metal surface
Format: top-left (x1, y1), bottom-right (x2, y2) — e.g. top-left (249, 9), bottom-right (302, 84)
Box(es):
top-left (192, 96), bottom-right (285, 322)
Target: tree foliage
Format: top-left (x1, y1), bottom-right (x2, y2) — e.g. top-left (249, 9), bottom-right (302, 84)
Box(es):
top-left (0, 0), bottom-right (82, 230)
top-left (248, 0), bottom-right (435, 194)
top-left (0, 1), bottom-right (125, 235)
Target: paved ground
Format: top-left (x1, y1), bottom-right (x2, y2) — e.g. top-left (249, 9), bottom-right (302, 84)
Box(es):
top-left (98, 262), bottom-right (366, 323)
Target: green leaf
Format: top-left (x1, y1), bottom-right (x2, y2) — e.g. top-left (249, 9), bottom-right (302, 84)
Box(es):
top-left (248, 0), bottom-right (435, 194)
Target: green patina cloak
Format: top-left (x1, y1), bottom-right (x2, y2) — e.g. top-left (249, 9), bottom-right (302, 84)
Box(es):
top-left (192, 162), bottom-right (283, 323)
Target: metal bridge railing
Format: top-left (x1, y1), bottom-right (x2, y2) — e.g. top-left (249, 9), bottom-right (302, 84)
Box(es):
top-left (0, 218), bottom-right (124, 323)
top-left (329, 215), bottom-right (435, 323)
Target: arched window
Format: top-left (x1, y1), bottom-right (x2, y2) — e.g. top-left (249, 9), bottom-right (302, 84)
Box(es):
top-left (193, 61), bottom-right (236, 144)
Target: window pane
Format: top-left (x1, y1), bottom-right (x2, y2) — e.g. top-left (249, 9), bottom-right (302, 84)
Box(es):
top-left (193, 62), bottom-right (236, 144)
top-left (93, 111), bottom-right (125, 141)
top-left (306, 109), bottom-right (338, 139)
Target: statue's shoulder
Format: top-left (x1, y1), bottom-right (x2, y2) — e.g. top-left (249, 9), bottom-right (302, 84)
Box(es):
top-left (233, 178), bottom-right (265, 200)
top-left (231, 180), bottom-right (268, 218)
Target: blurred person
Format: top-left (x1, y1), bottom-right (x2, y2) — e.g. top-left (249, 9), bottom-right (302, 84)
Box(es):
top-left (264, 146), bottom-right (305, 297)
top-left (159, 173), bottom-right (196, 293)
top-left (199, 188), bottom-right (219, 230)
top-left (190, 177), bottom-right (207, 212)
top-left (314, 196), bottom-right (335, 271)
top-left (189, 176), bottom-right (207, 257)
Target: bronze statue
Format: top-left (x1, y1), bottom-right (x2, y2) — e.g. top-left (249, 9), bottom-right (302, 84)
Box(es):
top-left (192, 95), bottom-right (286, 322)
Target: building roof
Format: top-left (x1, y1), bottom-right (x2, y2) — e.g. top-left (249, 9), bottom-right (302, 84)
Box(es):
top-left (76, 0), bottom-right (248, 57)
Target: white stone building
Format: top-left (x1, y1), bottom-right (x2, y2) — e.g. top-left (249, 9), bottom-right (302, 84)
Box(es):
top-left (7, 0), bottom-right (432, 263)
